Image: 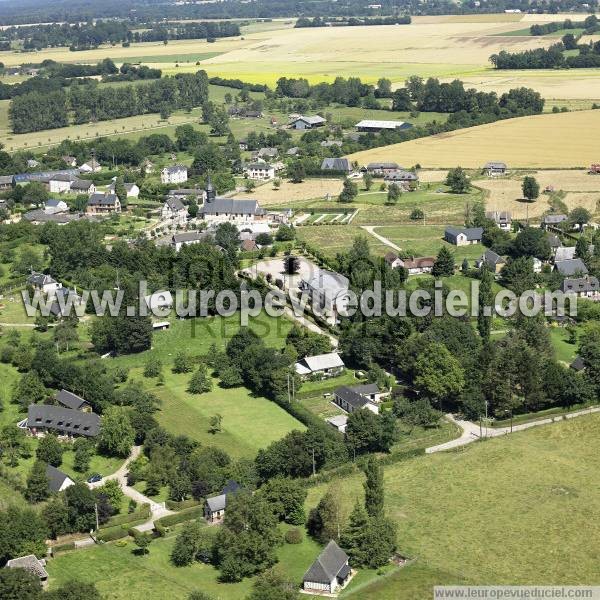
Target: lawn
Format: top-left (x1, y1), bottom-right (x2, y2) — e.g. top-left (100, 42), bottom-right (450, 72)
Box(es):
top-left (307, 413), bottom-right (600, 598)
top-left (549, 326), bottom-right (578, 364)
top-left (46, 522), bottom-right (323, 600)
top-left (296, 225), bottom-right (389, 257)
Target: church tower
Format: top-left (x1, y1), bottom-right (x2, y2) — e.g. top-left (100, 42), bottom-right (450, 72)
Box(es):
top-left (205, 173), bottom-right (216, 203)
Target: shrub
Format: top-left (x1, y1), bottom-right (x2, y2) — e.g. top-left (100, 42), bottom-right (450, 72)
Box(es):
top-left (154, 506), bottom-right (204, 528)
top-left (284, 528), bottom-right (303, 544)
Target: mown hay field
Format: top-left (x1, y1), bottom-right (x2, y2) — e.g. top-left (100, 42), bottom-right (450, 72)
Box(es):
top-left (232, 178), bottom-right (344, 206)
top-left (348, 110), bottom-right (600, 170)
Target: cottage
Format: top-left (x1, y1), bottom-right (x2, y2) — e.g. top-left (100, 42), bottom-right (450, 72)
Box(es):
top-left (256, 147), bottom-right (278, 160)
top-left (7, 555), bottom-right (49, 586)
top-left (290, 115), bottom-right (326, 130)
top-left (70, 178), bottom-right (96, 195)
top-left (384, 252), bottom-right (404, 270)
top-left (303, 540), bottom-right (352, 594)
top-left (560, 276), bottom-right (600, 298)
top-left (44, 198), bottom-right (68, 214)
top-left (554, 246), bottom-right (576, 262)
top-left (0, 175), bottom-right (14, 190)
top-left (300, 270), bottom-right (350, 325)
top-left (486, 210), bottom-right (512, 231)
top-left (169, 231), bottom-right (210, 251)
top-left (46, 464), bottom-right (75, 493)
top-left (240, 239), bottom-right (259, 252)
top-left (333, 386), bottom-right (379, 414)
top-left (79, 158), bottom-right (101, 173)
top-left (27, 271), bottom-right (61, 295)
top-left (56, 389), bottom-right (91, 412)
top-left (349, 383), bottom-right (387, 403)
top-left (107, 181), bottom-right (140, 198)
top-left (355, 119), bottom-right (412, 133)
top-left (294, 352), bottom-right (345, 378)
top-left (321, 157), bottom-right (351, 173)
top-left (48, 174), bottom-right (74, 194)
top-left (476, 249), bottom-right (506, 274)
top-left (161, 165), bottom-right (188, 185)
top-left (204, 480), bottom-right (241, 522)
top-left (245, 162), bottom-right (275, 180)
top-left (161, 197), bottom-right (188, 226)
top-left (386, 252), bottom-right (435, 274)
top-left (27, 404), bottom-right (101, 438)
top-left (366, 162), bottom-right (400, 176)
top-left (483, 161), bottom-right (507, 177)
top-left (554, 258), bottom-right (588, 277)
top-left (542, 214), bottom-right (568, 230)
top-left (86, 193), bottom-right (121, 215)
top-left (384, 170), bottom-right (419, 189)
top-left (444, 226), bottom-right (483, 246)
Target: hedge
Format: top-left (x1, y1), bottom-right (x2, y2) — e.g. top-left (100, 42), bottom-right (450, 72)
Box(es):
top-left (165, 498), bottom-right (202, 511)
top-left (50, 542), bottom-right (75, 553)
top-left (96, 526), bottom-right (129, 543)
top-left (106, 504), bottom-right (151, 527)
top-left (154, 506), bottom-right (204, 528)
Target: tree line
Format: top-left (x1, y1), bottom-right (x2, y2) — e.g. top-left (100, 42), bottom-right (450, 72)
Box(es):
top-left (8, 70), bottom-right (209, 133)
top-left (295, 15), bottom-right (411, 27)
top-left (529, 15), bottom-right (599, 35)
top-left (491, 40), bottom-right (600, 69)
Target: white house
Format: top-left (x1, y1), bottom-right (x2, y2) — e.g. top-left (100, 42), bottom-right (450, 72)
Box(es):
top-left (107, 180), bottom-right (140, 198)
top-left (294, 352), bottom-right (345, 378)
top-left (162, 196), bottom-right (188, 226)
top-left (245, 162), bottom-right (275, 180)
top-left (48, 174), bottom-right (74, 194)
top-left (168, 231), bottom-right (209, 252)
top-left (444, 226), bottom-right (483, 246)
top-left (44, 199), bottom-right (68, 214)
top-left (290, 115), bottom-right (326, 130)
top-left (161, 165), bottom-right (188, 185)
top-left (46, 464), bottom-right (75, 493)
top-left (303, 540), bottom-right (352, 594)
top-left (486, 211), bottom-right (512, 231)
top-left (299, 269), bottom-right (350, 325)
top-left (27, 271), bottom-right (62, 296)
top-left (79, 159), bottom-right (101, 173)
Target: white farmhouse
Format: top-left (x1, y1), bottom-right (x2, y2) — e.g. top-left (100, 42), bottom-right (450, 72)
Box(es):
top-left (161, 165), bottom-right (188, 185)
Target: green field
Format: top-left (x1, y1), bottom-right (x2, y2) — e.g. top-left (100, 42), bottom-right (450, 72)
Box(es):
top-left (296, 225), bottom-right (389, 257)
top-left (306, 414), bottom-right (600, 598)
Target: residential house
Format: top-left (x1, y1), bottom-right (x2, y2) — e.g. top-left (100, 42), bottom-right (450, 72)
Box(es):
top-left (385, 252), bottom-right (434, 274)
top-left (542, 214), bottom-right (568, 230)
top-left (333, 386), bottom-right (379, 414)
top-left (48, 174), bottom-right (74, 194)
top-left (483, 161), bottom-right (507, 177)
top-left (169, 188), bottom-right (205, 202)
top-left (79, 159), bottom-right (101, 173)
top-left (532, 257), bottom-right (543, 273)
top-left (0, 175), bottom-right (14, 190)
top-left (294, 352), bottom-right (345, 378)
top-left (70, 178), bottom-right (96, 195)
top-left (303, 540), bottom-right (352, 594)
top-left (44, 198), bottom-right (68, 214)
top-left (290, 115), bottom-right (326, 129)
top-left (366, 162), bottom-right (400, 176)
top-left (240, 239), bottom-right (258, 252)
top-left (349, 383), bottom-right (387, 403)
top-left (547, 233), bottom-right (562, 255)
top-left (486, 210), bottom-right (512, 231)
top-left (26, 404), bottom-right (101, 438)
top-left (161, 165), bottom-right (188, 185)
top-left (355, 119), bottom-right (412, 132)
top-left (286, 147), bottom-right (300, 156)
top-left (86, 193), bottom-right (121, 215)
top-left (161, 197), bottom-right (188, 226)
top-left (444, 226), bottom-right (483, 246)
top-left (48, 287), bottom-right (83, 320)
top-left (200, 197), bottom-right (265, 225)
top-left (321, 157), bottom-right (351, 173)
top-left (7, 555), bottom-right (49, 587)
top-left (554, 258), bottom-right (588, 276)
top-left (383, 170), bottom-right (419, 189)
top-left (56, 390), bottom-right (91, 412)
top-left (107, 181), bottom-right (140, 198)
top-left (560, 276), bottom-right (600, 298)
top-left (326, 414), bottom-right (348, 434)
top-left (554, 246), bottom-right (576, 262)
top-left (299, 269), bottom-right (351, 325)
top-left (168, 231), bottom-right (210, 251)
top-left (255, 147), bottom-right (278, 160)
top-left (27, 271), bottom-right (61, 295)
top-left (384, 252), bottom-right (403, 269)
top-left (46, 464), bottom-right (75, 493)
top-left (238, 140), bottom-right (249, 151)
top-left (476, 249), bottom-right (506, 274)
top-left (204, 480), bottom-right (241, 522)
top-left (245, 162), bottom-right (275, 180)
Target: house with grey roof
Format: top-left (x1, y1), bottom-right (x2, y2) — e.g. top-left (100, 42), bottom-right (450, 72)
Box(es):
top-left (366, 162), bottom-right (400, 176)
top-left (554, 258), bottom-right (588, 277)
top-left (86, 193), bottom-right (121, 215)
top-left (333, 386), bottom-right (379, 414)
top-left (245, 162), bottom-right (275, 180)
top-left (107, 181), bottom-right (140, 198)
top-left (168, 230), bottom-right (210, 251)
top-left (570, 356), bottom-right (585, 372)
top-left (321, 157), bottom-right (351, 173)
top-left (299, 269), bottom-right (351, 325)
top-left (444, 226), bottom-right (483, 246)
top-left (486, 210), bottom-right (511, 231)
top-left (44, 198), bottom-right (68, 214)
top-left (294, 352), bottom-right (345, 378)
top-left (290, 115), bottom-right (326, 129)
top-left (200, 197), bottom-right (265, 225)
top-left (560, 275), bottom-right (599, 298)
top-left (476, 249), bottom-right (506, 274)
top-left (542, 214), bottom-right (568, 230)
top-left (303, 540), bottom-right (352, 594)
top-left (483, 161), bottom-right (507, 176)
top-left (27, 404), bottom-right (100, 438)
top-left (161, 196), bottom-right (188, 226)
top-left (0, 175), bottom-right (14, 190)
top-left (70, 178), bottom-right (96, 194)
top-left (56, 389), bottom-right (90, 412)
top-left (7, 555), bottom-right (48, 586)
top-left (554, 246), bottom-right (576, 262)
top-left (255, 147), bottom-right (278, 160)
top-left (204, 480), bottom-right (241, 522)
top-left (79, 158), bottom-right (101, 173)
top-left (27, 271), bottom-right (61, 295)
top-left (46, 464), bottom-right (75, 493)
top-left (161, 165), bottom-right (188, 185)
top-left (326, 414), bottom-right (348, 434)
top-left (384, 170), bottom-right (419, 189)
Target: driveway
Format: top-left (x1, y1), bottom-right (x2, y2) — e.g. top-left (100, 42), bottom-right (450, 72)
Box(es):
top-left (360, 226), bottom-right (401, 252)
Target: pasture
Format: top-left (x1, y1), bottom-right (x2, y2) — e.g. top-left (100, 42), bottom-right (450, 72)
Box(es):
top-left (307, 414), bottom-right (600, 598)
top-left (347, 110), bottom-right (600, 169)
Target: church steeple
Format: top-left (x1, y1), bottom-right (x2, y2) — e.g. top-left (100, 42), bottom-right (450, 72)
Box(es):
top-left (205, 173), bottom-right (216, 203)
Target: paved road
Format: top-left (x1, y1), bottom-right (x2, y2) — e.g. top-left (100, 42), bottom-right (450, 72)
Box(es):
top-left (89, 446), bottom-right (174, 527)
top-left (360, 225), bottom-right (401, 252)
top-left (426, 407), bottom-right (600, 453)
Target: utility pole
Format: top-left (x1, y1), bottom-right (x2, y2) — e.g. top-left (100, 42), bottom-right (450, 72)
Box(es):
top-left (312, 447), bottom-right (316, 477)
top-left (94, 503), bottom-right (99, 532)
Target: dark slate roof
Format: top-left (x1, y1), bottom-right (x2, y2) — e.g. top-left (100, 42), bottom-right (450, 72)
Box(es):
top-left (303, 540), bottom-right (349, 585)
top-left (56, 389), bottom-right (88, 411)
top-left (49, 173), bottom-right (74, 182)
top-left (27, 271), bottom-right (57, 287)
top-left (163, 165), bottom-right (187, 173)
top-left (206, 493), bottom-right (226, 512)
top-left (321, 158), bottom-right (350, 171)
top-left (27, 404), bottom-right (100, 437)
top-left (570, 356), bottom-right (585, 371)
top-left (70, 178), bottom-right (94, 190)
top-left (484, 161), bottom-right (507, 169)
top-left (543, 214), bottom-right (567, 224)
top-left (46, 464), bottom-right (72, 493)
top-left (335, 386), bottom-right (370, 410)
top-left (172, 231), bottom-right (209, 244)
top-left (221, 480), bottom-right (241, 495)
top-left (165, 196), bottom-right (185, 211)
top-left (445, 226), bottom-right (483, 242)
top-left (350, 383), bottom-right (380, 396)
top-left (560, 276), bottom-right (599, 294)
top-left (554, 258), bottom-right (588, 276)
top-left (88, 193), bottom-right (118, 206)
top-left (547, 233), bottom-right (562, 248)
top-left (201, 197), bottom-right (263, 216)
top-left (367, 162), bottom-right (400, 170)
top-left (384, 170), bottom-right (418, 181)
top-left (483, 249), bottom-right (504, 266)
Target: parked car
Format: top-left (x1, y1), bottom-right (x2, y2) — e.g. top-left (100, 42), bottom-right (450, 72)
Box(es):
top-left (87, 473), bottom-right (102, 483)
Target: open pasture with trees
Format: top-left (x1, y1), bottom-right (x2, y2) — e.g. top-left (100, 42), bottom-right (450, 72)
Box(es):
top-left (348, 110), bottom-right (600, 169)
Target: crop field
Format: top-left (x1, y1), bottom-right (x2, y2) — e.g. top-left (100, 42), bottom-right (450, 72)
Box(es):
top-left (306, 414), bottom-right (600, 598)
top-left (233, 178), bottom-right (344, 206)
top-left (348, 110), bottom-right (600, 169)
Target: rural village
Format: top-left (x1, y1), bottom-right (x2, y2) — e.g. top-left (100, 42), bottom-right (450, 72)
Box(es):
top-left (0, 3), bottom-right (599, 600)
